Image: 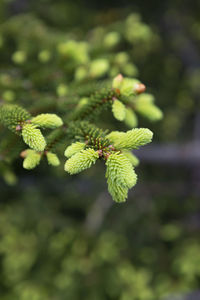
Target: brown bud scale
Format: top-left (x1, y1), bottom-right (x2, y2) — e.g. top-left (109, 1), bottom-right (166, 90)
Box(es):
top-left (134, 83), bottom-right (146, 94)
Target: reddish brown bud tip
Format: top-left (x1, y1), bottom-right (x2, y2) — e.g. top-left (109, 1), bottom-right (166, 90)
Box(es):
top-left (134, 83), bottom-right (146, 94)
top-left (16, 125), bottom-right (22, 131)
top-left (104, 152), bottom-right (111, 160)
top-left (97, 150), bottom-right (103, 157)
top-left (112, 74), bottom-right (123, 89)
top-left (108, 145), bottom-right (115, 151)
top-left (115, 74), bottom-right (123, 82)
top-left (20, 150), bottom-right (27, 158)
top-left (115, 88), bottom-right (121, 95)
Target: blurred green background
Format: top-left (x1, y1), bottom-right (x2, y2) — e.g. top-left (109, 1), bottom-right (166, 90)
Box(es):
top-left (0, 0), bottom-right (200, 299)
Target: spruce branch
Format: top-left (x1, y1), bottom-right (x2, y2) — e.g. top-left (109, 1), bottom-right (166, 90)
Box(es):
top-left (0, 104), bottom-right (63, 151)
top-left (69, 88), bottom-right (120, 122)
top-left (0, 104), bottom-right (31, 133)
top-left (0, 12), bottom-right (164, 202)
top-left (63, 121), bottom-right (152, 202)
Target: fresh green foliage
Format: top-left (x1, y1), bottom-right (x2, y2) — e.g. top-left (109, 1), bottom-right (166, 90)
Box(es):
top-left (0, 104), bottom-right (63, 151)
top-left (107, 128), bottom-right (153, 150)
top-left (122, 150), bottom-right (140, 167)
top-left (0, 74), bottom-right (157, 202)
top-left (64, 142), bottom-right (86, 158)
top-left (112, 99), bottom-right (126, 121)
top-left (124, 108), bottom-right (138, 128)
top-left (22, 124), bottom-right (46, 152)
top-left (0, 9), bottom-right (163, 203)
top-left (0, 1), bottom-right (199, 300)
top-left (135, 94), bottom-right (163, 121)
top-left (46, 152), bottom-right (60, 166)
top-left (31, 113), bottom-right (63, 128)
top-left (106, 152), bottom-right (137, 202)
top-left (1, 186), bottom-right (198, 300)
top-left (22, 149), bottom-right (41, 170)
top-left (64, 148), bottom-right (99, 174)
top-left (0, 104), bottom-right (31, 132)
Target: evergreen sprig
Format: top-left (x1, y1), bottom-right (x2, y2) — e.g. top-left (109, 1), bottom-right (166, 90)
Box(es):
top-left (64, 142), bottom-right (86, 158)
top-left (46, 152), bottom-right (60, 166)
top-left (0, 104), bottom-right (63, 151)
top-left (22, 149), bottom-right (41, 170)
top-left (112, 99), bottom-right (126, 121)
top-left (63, 122), bottom-right (152, 202)
top-left (22, 124), bottom-right (46, 151)
top-left (107, 128), bottom-right (153, 150)
top-left (64, 148), bottom-right (99, 174)
top-left (106, 152), bottom-right (137, 202)
top-left (31, 113), bottom-right (63, 128)
top-left (0, 104), bottom-right (31, 132)
top-left (0, 75), bottom-right (156, 202)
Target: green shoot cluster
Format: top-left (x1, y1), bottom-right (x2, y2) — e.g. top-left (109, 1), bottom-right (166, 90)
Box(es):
top-left (0, 12), bottom-right (163, 202)
top-left (0, 74), bottom-right (157, 202)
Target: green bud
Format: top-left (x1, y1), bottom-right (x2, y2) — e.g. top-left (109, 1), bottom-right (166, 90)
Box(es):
top-left (120, 78), bottom-right (140, 97)
top-left (112, 74), bottom-right (124, 89)
top-left (3, 169), bottom-right (17, 185)
top-left (64, 148), bottom-right (99, 174)
top-left (137, 93), bottom-right (155, 104)
top-left (46, 152), bottom-right (60, 166)
top-left (122, 63), bottom-right (138, 77)
top-left (109, 66), bottom-right (119, 77)
top-left (89, 59), bottom-right (109, 78)
top-left (107, 128), bottom-right (153, 150)
top-left (114, 52), bottom-right (129, 65)
top-left (38, 50), bottom-right (51, 63)
top-left (23, 150), bottom-right (41, 170)
top-left (136, 103), bottom-right (163, 121)
top-left (0, 104), bottom-right (31, 132)
top-left (56, 84), bottom-right (68, 97)
top-left (12, 50), bottom-right (26, 64)
top-left (112, 75), bottom-right (140, 97)
top-left (107, 178), bottom-right (128, 203)
top-left (77, 97), bottom-right (89, 109)
top-left (2, 90), bottom-right (15, 102)
top-left (135, 95), bottom-right (163, 121)
top-left (74, 66), bottom-right (88, 81)
top-left (124, 108), bottom-right (138, 128)
top-left (106, 152), bottom-right (137, 189)
top-left (31, 114), bottom-right (63, 128)
top-left (57, 40), bottom-right (89, 64)
top-left (105, 151), bottom-right (138, 202)
top-left (103, 32), bottom-right (121, 48)
top-left (122, 151), bottom-right (139, 167)
top-left (112, 99), bottom-right (126, 121)
top-left (64, 142), bottom-right (86, 158)
top-left (22, 124), bottom-right (46, 151)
